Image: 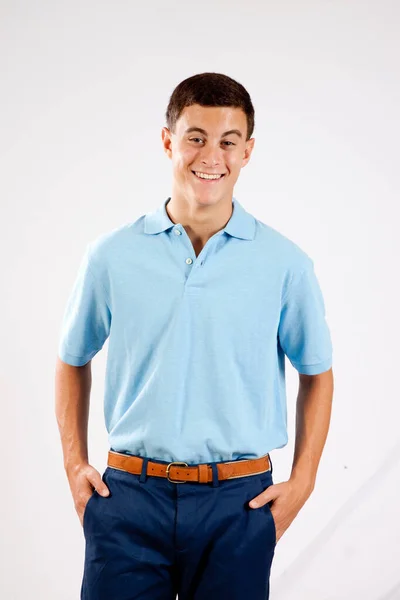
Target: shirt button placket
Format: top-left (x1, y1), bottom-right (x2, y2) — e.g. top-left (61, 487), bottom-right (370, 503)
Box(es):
top-left (174, 225), bottom-right (202, 274)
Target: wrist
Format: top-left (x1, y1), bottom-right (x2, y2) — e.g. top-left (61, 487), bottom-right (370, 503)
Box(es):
top-left (289, 471), bottom-right (315, 496)
top-left (65, 458), bottom-right (89, 477)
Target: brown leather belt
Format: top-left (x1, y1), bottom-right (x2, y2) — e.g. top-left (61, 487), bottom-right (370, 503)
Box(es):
top-left (107, 450), bottom-right (271, 484)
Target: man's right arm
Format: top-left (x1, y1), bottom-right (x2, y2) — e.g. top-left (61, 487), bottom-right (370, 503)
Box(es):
top-left (55, 356), bottom-right (92, 473)
top-left (55, 356), bottom-right (109, 526)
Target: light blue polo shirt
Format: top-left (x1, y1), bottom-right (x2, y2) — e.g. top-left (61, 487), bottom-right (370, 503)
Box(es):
top-left (58, 196), bottom-right (333, 464)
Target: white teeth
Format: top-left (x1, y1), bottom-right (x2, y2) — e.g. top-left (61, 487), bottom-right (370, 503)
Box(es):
top-left (194, 171), bottom-right (223, 180)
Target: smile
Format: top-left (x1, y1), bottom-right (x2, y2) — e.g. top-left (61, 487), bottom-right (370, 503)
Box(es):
top-left (192, 171), bottom-right (226, 181)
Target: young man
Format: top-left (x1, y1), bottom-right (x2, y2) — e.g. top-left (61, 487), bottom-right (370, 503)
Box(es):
top-left (55, 72), bottom-right (334, 599)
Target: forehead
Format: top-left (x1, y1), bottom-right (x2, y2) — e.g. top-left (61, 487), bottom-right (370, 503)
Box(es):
top-left (176, 104), bottom-right (247, 136)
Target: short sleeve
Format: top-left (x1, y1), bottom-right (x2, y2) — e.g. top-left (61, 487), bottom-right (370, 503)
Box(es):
top-left (57, 244), bottom-right (111, 366)
top-left (278, 261), bottom-right (333, 375)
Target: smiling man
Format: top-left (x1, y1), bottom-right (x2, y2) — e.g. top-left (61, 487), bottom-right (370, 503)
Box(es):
top-left (55, 72), bottom-right (334, 600)
top-left (161, 101), bottom-right (253, 259)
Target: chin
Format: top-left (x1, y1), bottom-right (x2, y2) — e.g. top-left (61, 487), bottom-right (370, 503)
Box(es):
top-left (192, 193), bottom-right (227, 206)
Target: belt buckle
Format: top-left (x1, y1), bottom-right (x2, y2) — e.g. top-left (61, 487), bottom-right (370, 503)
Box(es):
top-left (166, 461), bottom-right (189, 483)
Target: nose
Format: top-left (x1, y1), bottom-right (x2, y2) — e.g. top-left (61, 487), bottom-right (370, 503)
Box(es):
top-left (200, 145), bottom-right (223, 168)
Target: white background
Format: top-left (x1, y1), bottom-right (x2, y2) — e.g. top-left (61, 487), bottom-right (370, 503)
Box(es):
top-left (2, 1), bottom-right (399, 598)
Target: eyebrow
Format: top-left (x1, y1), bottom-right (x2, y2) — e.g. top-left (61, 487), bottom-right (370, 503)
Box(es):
top-left (185, 127), bottom-right (243, 139)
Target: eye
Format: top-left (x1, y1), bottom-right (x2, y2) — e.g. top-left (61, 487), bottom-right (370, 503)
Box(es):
top-left (222, 141), bottom-right (235, 146)
top-left (189, 137), bottom-right (204, 143)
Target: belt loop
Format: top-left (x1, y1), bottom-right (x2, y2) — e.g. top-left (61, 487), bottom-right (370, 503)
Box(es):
top-left (211, 462), bottom-right (219, 487)
top-left (139, 457), bottom-right (149, 483)
top-left (269, 453), bottom-right (273, 475)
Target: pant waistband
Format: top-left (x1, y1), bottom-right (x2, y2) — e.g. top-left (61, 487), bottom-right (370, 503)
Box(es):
top-left (107, 450), bottom-right (272, 484)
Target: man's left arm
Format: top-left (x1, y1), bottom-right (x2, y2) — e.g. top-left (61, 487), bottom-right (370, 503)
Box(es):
top-left (290, 367), bottom-right (334, 493)
top-left (249, 367), bottom-right (334, 543)
top-left (249, 258), bottom-right (334, 543)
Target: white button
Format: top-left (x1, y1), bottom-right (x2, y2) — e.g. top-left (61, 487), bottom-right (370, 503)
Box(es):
top-left (174, 228), bottom-right (181, 235)
top-left (186, 258), bottom-right (193, 265)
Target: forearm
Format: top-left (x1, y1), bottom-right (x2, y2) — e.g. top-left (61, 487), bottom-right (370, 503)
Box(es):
top-left (290, 368), bottom-right (334, 492)
top-left (54, 357), bottom-right (92, 475)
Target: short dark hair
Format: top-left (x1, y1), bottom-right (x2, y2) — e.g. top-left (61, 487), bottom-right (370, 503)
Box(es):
top-left (165, 72), bottom-right (255, 141)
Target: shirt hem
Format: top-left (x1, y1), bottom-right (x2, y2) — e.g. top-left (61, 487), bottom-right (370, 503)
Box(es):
top-left (291, 357), bottom-right (332, 375)
top-left (58, 348), bottom-right (99, 367)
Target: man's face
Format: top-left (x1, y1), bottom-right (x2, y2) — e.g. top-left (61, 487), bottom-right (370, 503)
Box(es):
top-left (162, 104), bottom-right (255, 207)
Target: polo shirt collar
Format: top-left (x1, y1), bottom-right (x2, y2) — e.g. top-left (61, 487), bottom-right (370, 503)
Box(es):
top-left (144, 197), bottom-right (255, 240)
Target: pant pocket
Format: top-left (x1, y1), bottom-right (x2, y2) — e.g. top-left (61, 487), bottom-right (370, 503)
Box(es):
top-left (83, 488), bottom-right (97, 531)
top-left (256, 473), bottom-right (277, 548)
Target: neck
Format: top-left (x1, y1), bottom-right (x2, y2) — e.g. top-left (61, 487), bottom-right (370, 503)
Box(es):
top-left (166, 193), bottom-right (233, 243)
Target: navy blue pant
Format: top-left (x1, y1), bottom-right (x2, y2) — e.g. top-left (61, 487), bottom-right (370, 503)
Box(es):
top-left (81, 452), bottom-right (276, 599)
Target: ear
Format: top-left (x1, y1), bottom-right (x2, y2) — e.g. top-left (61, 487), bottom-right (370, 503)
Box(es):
top-left (161, 127), bottom-right (173, 159)
top-left (242, 137), bottom-right (255, 168)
